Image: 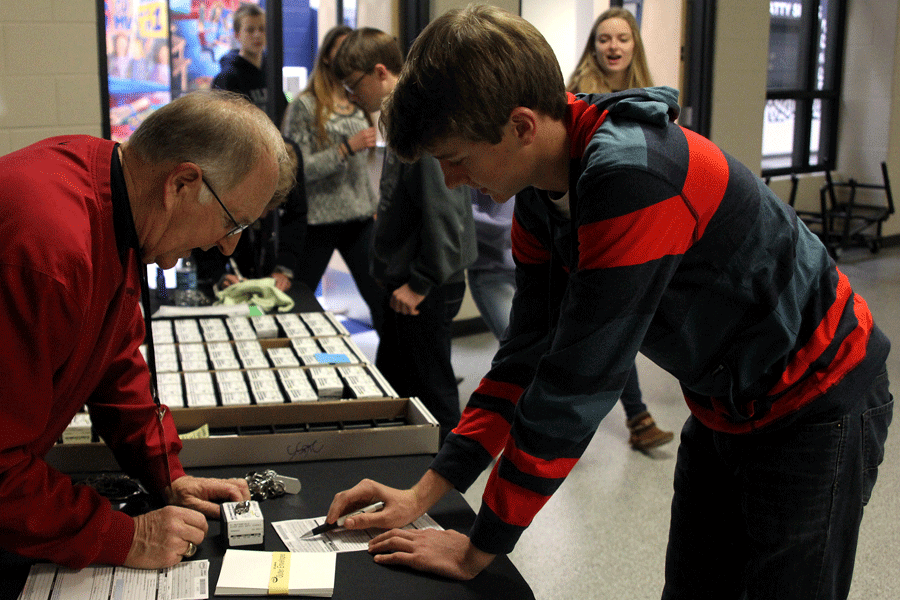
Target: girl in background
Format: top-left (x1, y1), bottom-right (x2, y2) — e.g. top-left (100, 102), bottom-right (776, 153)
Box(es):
top-left (568, 7), bottom-right (654, 93)
top-left (282, 25), bottom-right (384, 334)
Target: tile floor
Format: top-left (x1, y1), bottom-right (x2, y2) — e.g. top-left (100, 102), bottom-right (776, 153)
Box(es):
top-left (345, 244), bottom-right (900, 600)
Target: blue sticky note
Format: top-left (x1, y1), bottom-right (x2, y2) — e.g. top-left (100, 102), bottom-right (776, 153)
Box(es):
top-left (314, 353), bottom-right (350, 364)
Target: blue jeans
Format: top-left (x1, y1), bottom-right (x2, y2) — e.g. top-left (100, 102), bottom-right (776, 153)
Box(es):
top-left (663, 365), bottom-right (892, 600)
top-left (467, 269), bottom-right (516, 340)
top-left (619, 363), bottom-right (648, 420)
top-left (375, 282), bottom-right (466, 444)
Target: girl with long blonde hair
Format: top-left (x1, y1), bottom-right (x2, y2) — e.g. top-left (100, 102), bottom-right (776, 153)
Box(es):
top-left (568, 8), bottom-right (654, 93)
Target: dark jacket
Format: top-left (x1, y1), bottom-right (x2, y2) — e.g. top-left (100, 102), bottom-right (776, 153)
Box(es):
top-left (213, 50), bottom-right (287, 124)
top-left (373, 151), bottom-right (476, 295)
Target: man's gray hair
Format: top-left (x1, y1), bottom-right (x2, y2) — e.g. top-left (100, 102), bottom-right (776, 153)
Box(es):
top-left (127, 89), bottom-right (287, 194)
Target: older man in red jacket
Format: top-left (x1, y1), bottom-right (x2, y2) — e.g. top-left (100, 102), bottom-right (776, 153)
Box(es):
top-left (0, 90), bottom-right (290, 569)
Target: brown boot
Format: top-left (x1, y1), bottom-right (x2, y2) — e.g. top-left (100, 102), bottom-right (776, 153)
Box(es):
top-left (626, 411), bottom-right (674, 451)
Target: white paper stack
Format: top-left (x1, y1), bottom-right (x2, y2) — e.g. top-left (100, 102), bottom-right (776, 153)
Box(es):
top-left (246, 369), bottom-right (284, 404)
top-left (157, 372), bottom-right (184, 406)
top-left (62, 412), bottom-right (92, 444)
top-left (290, 338), bottom-right (322, 366)
top-left (207, 341), bottom-right (241, 371)
top-left (183, 371), bottom-right (217, 407)
top-left (236, 340), bottom-right (269, 369)
top-left (267, 347), bottom-right (300, 368)
top-left (276, 313), bottom-right (310, 338)
top-left (250, 315), bottom-right (279, 339)
top-left (151, 320), bottom-right (174, 343)
top-left (199, 317), bottom-right (230, 342)
top-left (174, 319), bottom-right (203, 343)
top-left (178, 343), bottom-right (209, 372)
top-left (278, 369), bottom-right (317, 402)
top-left (215, 549), bottom-right (335, 597)
top-left (226, 316), bottom-right (258, 341)
top-left (299, 312), bottom-right (337, 336)
top-left (306, 366), bottom-right (343, 398)
top-left (337, 365), bottom-right (383, 399)
top-left (216, 370), bottom-right (252, 406)
top-left (154, 344), bottom-right (180, 373)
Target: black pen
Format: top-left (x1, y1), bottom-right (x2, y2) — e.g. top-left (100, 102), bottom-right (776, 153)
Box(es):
top-left (300, 501), bottom-right (385, 538)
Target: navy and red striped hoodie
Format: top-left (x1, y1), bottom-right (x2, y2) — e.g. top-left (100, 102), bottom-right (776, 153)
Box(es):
top-left (430, 87), bottom-right (889, 556)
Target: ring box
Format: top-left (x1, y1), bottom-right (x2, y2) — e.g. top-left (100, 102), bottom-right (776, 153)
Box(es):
top-left (222, 500), bottom-right (264, 547)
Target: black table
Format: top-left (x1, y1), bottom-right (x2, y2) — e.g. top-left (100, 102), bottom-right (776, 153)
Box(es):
top-left (2, 455), bottom-right (534, 600)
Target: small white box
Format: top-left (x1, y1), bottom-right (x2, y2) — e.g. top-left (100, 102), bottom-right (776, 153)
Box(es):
top-left (222, 501), bottom-right (264, 546)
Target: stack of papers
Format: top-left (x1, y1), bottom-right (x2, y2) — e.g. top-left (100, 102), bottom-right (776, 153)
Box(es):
top-left (215, 549), bottom-right (335, 597)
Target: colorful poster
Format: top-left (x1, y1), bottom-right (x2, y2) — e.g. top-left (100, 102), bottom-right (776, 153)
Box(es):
top-left (105, 0), bottom-right (172, 142)
top-left (169, 0), bottom-right (260, 97)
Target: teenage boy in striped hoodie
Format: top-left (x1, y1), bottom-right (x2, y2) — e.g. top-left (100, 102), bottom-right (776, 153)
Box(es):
top-left (324, 7), bottom-right (892, 599)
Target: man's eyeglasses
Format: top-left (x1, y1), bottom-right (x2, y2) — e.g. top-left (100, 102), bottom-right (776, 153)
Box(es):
top-left (343, 71), bottom-right (369, 96)
top-left (203, 176), bottom-right (249, 237)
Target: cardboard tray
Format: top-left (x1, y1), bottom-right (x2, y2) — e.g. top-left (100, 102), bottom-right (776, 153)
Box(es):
top-left (45, 397), bottom-right (439, 473)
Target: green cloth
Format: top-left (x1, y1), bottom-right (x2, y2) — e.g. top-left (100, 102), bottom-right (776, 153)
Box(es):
top-left (213, 277), bottom-right (295, 313)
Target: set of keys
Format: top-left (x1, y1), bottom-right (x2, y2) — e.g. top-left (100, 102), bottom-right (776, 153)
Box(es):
top-left (244, 469), bottom-right (301, 500)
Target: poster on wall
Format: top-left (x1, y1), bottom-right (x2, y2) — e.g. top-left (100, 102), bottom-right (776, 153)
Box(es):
top-left (105, 0), bottom-right (172, 142)
top-left (103, 0), bottom-right (320, 143)
top-left (169, 0), bottom-right (261, 97)
top-left (104, 0), bottom-right (261, 142)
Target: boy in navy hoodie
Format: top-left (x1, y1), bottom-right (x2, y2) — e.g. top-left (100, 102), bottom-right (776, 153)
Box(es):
top-left (213, 3), bottom-right (286, 124)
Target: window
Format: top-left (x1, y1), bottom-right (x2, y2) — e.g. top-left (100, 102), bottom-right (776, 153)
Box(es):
top-left (761, 0), bottom-right (846, 175)
top-left (611, 0), bottom-right (644, 26)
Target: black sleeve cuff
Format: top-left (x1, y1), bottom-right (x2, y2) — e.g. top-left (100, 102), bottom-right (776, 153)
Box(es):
top-left (429, 432), bottom-right (495, 493)
top-left (469, 502), bottom-right (527, 555)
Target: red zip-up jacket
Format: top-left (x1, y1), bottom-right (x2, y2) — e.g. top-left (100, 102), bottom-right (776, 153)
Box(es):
top-left (0, 136), bottom-right (186, 568)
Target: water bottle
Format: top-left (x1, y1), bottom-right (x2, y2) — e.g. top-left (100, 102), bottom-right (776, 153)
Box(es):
top-left (155, 266), bottom-right (168, 300)
top-left (174, 255), bottom-right (198, 306)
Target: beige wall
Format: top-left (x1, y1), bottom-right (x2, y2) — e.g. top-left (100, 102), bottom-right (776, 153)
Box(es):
top-left (0, 0), bottom-right (101, 156)
top-left (839, 0), bottom-right (897, 183)
top-left (708, 2), bottom-right (769, 169)
top-left (640, 0), bottom-right (683, 91)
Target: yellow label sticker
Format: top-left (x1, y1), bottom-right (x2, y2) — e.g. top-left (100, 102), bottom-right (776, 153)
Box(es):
top-left (178, 423), bottom-right (210, 440)
top-left (269, 552), bottom-right (291, 595)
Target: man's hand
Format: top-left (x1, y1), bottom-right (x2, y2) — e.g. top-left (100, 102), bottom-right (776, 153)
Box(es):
top-left (389, 284), bottom-right (425, 316)
top-left (218, 274), bottom-right (241, 289)
top-left (165, 475), bottom-right (250, 519)
top-left (369, 528), bottom-right (496, 580)
top-left (123, 505), bottom-right (208, 569)
top-left (270, 272), bottom-right (292, 291)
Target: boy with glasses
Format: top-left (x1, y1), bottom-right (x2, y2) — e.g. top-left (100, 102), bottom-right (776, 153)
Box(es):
top-left (333, 28), bottom-right (477, 444)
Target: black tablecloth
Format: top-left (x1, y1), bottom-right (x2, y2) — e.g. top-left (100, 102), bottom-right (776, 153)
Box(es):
top-left (2, 454), bottom-right (534, 600)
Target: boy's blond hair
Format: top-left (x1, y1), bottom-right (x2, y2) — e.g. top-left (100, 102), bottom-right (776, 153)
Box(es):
top-left (382, 4), bottom-right (567, 162)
